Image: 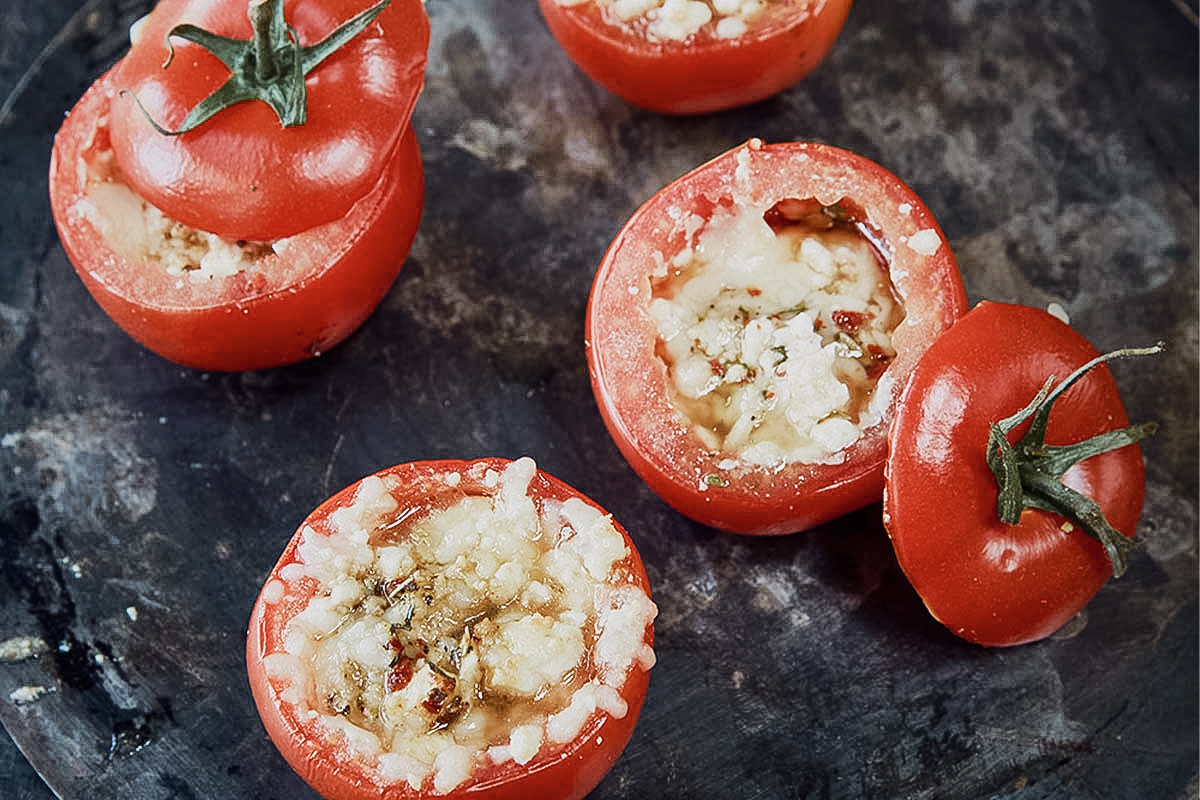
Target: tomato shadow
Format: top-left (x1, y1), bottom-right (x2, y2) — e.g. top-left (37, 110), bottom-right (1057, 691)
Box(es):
top-left (788, 502), bottom-right (972, 651)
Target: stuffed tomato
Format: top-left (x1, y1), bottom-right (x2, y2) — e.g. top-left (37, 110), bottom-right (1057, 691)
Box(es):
top-left (247, 457), bottom-right (657, 799)
top-left (585, 139), bottom-right (967, 535)
top-left (48, 0), bottom-right (430, 371)
top-left (538, 0), bottom-right (853, 114)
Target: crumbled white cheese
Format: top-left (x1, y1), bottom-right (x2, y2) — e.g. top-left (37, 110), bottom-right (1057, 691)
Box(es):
top-left (560, 0), bottom-right (786, 41)
top-left (650, 198), bottom-right (905, 467)
top-left (71, 111), bottom-right (276, 286)
top-left (79, 180), bottom-right (272, 283)
top-left (0, 636), bottom-right (48, 662)
top-left (506, 723), bottom-right (544, 765)
top-left (905, 227), bottom-right (943, 256)
top-left (262, 458), bottom-right (656, 794)
top-left (9, 685), bottom-right (53, 704)
top-left (1047, 301), bottom-right (1070, 324)
top-left (481, 613), bottom-right (586, 695)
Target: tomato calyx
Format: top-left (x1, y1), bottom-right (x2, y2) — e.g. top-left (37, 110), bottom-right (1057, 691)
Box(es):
top-left (986, 342), bottom-right (1164, 578)
top-left (126, 0), bottom-right (391, 134)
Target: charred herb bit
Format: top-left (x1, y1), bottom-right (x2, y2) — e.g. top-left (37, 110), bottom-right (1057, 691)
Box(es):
top-left (426, 655), bottom-right (456, 681)
top-left (390, 593), bottom-right (416, 631)
top-left (422, 686), bottom-right (448, 715)
top-left (428, 692), bottom-right (468, 733)
top-left (769, 303), bottom-right (808, 322)
top-left (384, 576), bottom-right (419, 629)
top-left (427, 627), bottom-right (472, 682)
top-left (326, 692), bottom-right (352, 716)
top-left (385, 575), bottom-right (417, 601)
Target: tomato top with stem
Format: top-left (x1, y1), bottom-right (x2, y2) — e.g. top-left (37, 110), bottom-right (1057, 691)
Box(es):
top-left (883, 301), bottom-right (1160, 646)
top-left (108, 0), bottom-right (429, 241)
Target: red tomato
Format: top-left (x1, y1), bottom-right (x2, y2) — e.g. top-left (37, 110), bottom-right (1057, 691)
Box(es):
top-left (883, 301), bottom-right (1154, 646)
top-left (537, 0), bottom-right (853, 114)
top-left (585, 139), bottom-right (967, 536)
top-left (109, 0), bottom-right (430, 241)
top-left (247, 457), bottom-right (656, 800)
top-left (49, 68), bottom-right (424, 372)
top-left (49, 0), bottom-right (430, 371)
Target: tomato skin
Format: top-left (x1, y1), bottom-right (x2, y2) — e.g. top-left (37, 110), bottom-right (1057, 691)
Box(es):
top-left (585, 139), bottom-right (967, 536)
top-left (109, 0), bottom-right (429, 241)
top-left (246, 458), bottom-right (655, 800)
top-left (883, 301), bottom-right (1146, 647)
top-left (49, 67), bottom-right (423, 372)
top-left (537, 0), bottom-right (852, 114)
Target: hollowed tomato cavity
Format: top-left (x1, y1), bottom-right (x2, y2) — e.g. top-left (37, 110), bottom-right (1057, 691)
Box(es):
top-left (263, 459), bottom-right (656, 793)
top-left (648, 196), bottom-right (906, 467)
top-left (72, 101), bottom-right (273, 287)
top-left (554, 0), bottom-right (802, 43)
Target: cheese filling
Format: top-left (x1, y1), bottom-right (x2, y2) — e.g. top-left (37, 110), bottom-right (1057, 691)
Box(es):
top-left (649, 198), bottom-right (905, 468)
top-left (553, 0), bottom-right (801, 42)
top-left (259, 458), bottom-right (657, 794)
top-left (71, 113), bottom-right (272, 286)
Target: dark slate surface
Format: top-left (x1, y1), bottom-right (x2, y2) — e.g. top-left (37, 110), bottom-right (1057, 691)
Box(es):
top-left (1, 0), bottom-right (1196, 798)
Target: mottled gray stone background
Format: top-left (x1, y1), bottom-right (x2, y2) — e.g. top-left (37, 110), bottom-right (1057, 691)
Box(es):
top-left (0, 0), bottom-right (1196, 798)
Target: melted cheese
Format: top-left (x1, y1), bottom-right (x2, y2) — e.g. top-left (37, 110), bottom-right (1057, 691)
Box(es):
top-left (81, 180), bottom-right (273, 284)
top-left (555, 0), bottom-right (787, 42)
top-left (72, 115), bottom-right (272, 286)
top-left (261, 458), bottom-right (657, 794)
top-left (650, 202), bottom-right (905, 467)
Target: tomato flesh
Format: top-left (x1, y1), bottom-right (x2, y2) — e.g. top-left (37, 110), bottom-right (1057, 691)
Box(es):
top-left (586, 139), bottom-right (967, 535)
top-left (538, 0), bottom-right (853, 114)
top-left (246, 458), bottom-right (656, 800)
top-left (883, 301), bottom-right (1146, 646)
top-left (49, 67), bottom-right (424, 372)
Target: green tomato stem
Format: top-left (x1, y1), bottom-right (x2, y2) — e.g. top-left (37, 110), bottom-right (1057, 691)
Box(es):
top-left (250, 0), bottom-right (282, 84)
top-left (126, 0), bottom-right (391, 135)
top-left (985, 342), bottom-right (1163, 578)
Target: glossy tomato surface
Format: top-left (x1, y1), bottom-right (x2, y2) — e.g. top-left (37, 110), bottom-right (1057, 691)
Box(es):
top-left (246, 457), bottom-right (655, 800)
top-left (109, 0), bottom-right (430, 241)
top-left (883, 301), bottom-right (1147, 647)
top-left (586, 139), bottom-right (967, 536)
top-left (538, 0), bottom-right (852, 114)
top-left (49, 67), bottom-right (424, 372)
